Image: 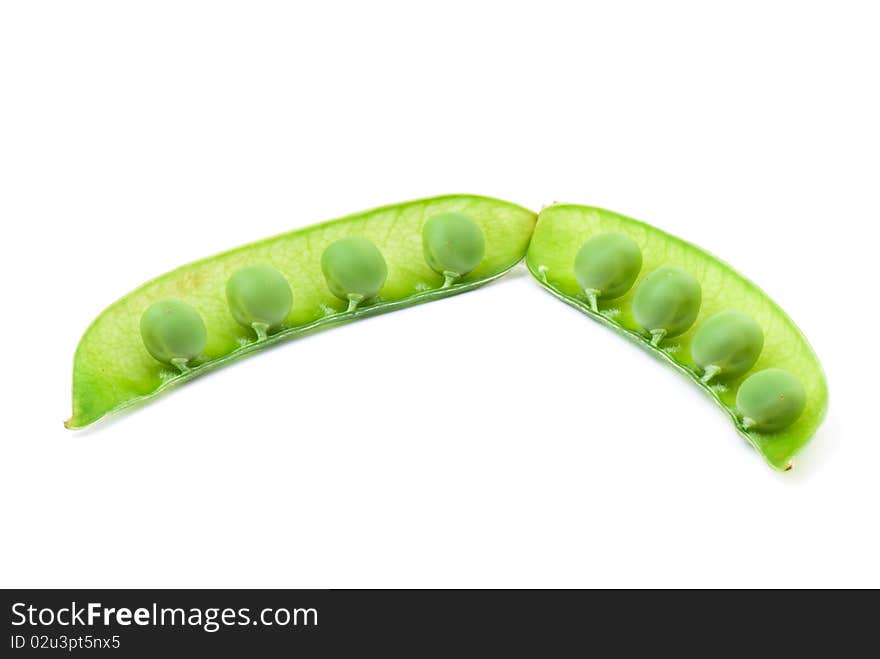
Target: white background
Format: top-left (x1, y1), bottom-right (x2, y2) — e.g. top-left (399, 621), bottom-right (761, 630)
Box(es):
top-left (1, 1), bottom-right (876, 588)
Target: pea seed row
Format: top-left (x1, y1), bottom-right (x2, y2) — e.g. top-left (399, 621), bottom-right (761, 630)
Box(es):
top-left (573, 232), bottom-right (806, 433)
top-left (138, 211), bottom-right (486, 370)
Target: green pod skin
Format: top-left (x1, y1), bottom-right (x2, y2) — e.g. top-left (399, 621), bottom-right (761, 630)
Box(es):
top-left (68, 195), bottom-right (536, 429)
top-left (737, 368), bottom-right (806, 433)
top-left (632, 265), bottom-right (702, 345)
top-left (139, 299), bottom-right (207, 372)
top-left (422, 212), bottom-right (486, 287)
top-left (321, 237), bottom-right (388, 312)
top-left (691, 311), bottom-right (764, 383)
top-left (226, 266), bottom-right (293, 341)
top-left (573, 232), bottom-right (642, 311)
top-left (526, 203), bottom-right (827, 470)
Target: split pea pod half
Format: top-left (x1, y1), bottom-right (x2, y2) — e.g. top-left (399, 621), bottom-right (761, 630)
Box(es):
top-left (66, 195), bottom-right (536, 429)
top-left (526, 203), bottom-right (827, 471)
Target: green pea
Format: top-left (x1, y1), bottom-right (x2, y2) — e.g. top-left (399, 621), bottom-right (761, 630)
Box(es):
top-left (736, 368), bottom-right (806, 433)
top-left (691, 311), bottom-right (764, 383)
top-left (321, 237), bottom-right (388, 312)
top-left (140, 299), bottom-right (207, 372)
top-left (226, 265), bottom-right (293, 341)
top-left (422, 212), bottom-right (486, 287)
top-left (632, 265), bottom-right (702, 345)
top-left (573, 232), bottom-right (642, 311)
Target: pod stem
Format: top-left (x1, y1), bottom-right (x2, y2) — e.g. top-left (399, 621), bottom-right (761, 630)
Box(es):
top-left (442, 270), bottom-right (461, 289)
top-left (701, 364), bottom-right (721, 384)
top-left (584, 289), bottom-right (600, 312)
top-left (649, 329), bottom-right (667, 347)
top-left (252, 322), bottom-right (270, 342)
top-left (170, 357), bottom-right (192, 374)
top-left (346, 293), bottom-right (364, 313)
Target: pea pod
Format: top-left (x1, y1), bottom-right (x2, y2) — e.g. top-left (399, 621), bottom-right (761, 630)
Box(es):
top-left (67, 195), bottom-right (536, 429)
top-left (526, 203), bottom-right (827, 471)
